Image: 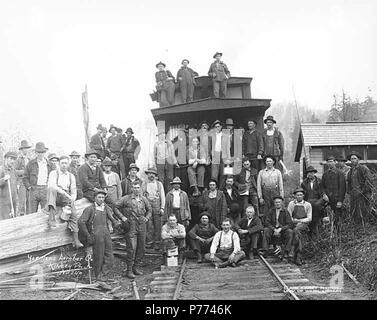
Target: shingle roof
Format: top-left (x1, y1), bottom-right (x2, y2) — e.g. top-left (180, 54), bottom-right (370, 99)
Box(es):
top-left (301, 122), bottom-right (377, 146)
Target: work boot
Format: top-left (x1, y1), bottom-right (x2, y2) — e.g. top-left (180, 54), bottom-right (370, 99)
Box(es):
top-left (196, 251), bottom-right (203, 263)
top-left (125, 268), bottom-right (135, 279)
top-left (252, 249), bottom-right (258, 259)
top-left (288, 248), bottom-right (295, 262)
top-left (132, 267), bottom-right (143, 276)
top-left (178, 252), bottom-right (184, 264)
top-left (72, 232), bottom-right (84, 249)
top-left (295, 252), bottom-right (303, 266)
top-left (48, 208), bottom-right (57, 228)
top-left (218, 261), bottom-right (231, 268)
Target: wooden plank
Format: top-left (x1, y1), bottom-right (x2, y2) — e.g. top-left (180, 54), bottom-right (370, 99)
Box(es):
top-left (0, 199), bottom-right (92, 260)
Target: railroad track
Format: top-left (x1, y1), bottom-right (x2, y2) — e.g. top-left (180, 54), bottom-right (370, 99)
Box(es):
top-left (144, 255), bottom-right (322, 300)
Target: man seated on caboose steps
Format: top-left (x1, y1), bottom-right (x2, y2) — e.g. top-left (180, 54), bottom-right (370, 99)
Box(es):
top-left (204, 218), bottom-right (246, 268)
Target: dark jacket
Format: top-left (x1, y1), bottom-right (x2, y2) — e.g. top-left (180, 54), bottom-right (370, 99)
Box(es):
top-left (177, 67), bottom-right (198, 85)
top-left (15, 155), bottom-right (30, 184)
top-left (78, 163), bottom-right (106, 194)
top-left (106, 135), bottom-right (123, 153)
top-left (264, 208), bottom-right (293, 231)
top-left (321, 168), bottom-right (346, 203)
top-left (347, 164), bottom-right (372, 195)
top-left (23, 158), bottom-right (54, 189)
top-left (301, 177), bottom-right (323, 201)
top-left (234, 167), bottom-right (258, 194)
top-left (155, 70), bottom-right (175, 90)
top-left (262, 128), bottom-right (284, 158)
top-left (121, 135), bottom-right (140, 157)
top-left (90, 133), bottom-right (106, 153)
top-left (199, 190), bottom-right (228, 229)
top-left (221, 185), bottom-right (240, 208)
top-left (237, 216), bottom-right (263, 235)
top-left (208, 61), bottom-right (230, 82)
top-left (242, 129), bottom-right (264, 157)
top-left (121, 176), bottom-right (143, 196)
top-left (188, 223), bottom-right (218, 240)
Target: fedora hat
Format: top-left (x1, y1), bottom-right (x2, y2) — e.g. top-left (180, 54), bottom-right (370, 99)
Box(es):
top-left (156, 61), bottom-right (166, 68)
top-left (94, 189), bottom-right (107, 196)
top-left (347, 151), bottom-right (362, 160)
top-left (4, 151), bottom-right (18, 159)
top-left (102, 157), bottom-right (113, 167)
top-left (48, 153), bottom-right (59, 161)
top-left (198, 120), bottom-right (209, 129)
top-left (128, 163), bottom-right (140, 172)
top-left (85, 149), bottom-right (101, 159)
top-left (213, 52), bottom-right (222, 59)
top-left (181, 59), bottom-right (190, 64)
top-left (145, 167), bottom-right (158, 175)
top-left (126, 127), bottom-right (134, 134)
top-left (96, 124), bottom-right (105, 130)
top-left (293, 187), bottom-right (305, 195)
top-left (326, 155), bottom-right (336, 161)
top-left (264, 115), bottom-right (276, 124)
top-left (273, 195), bottom-right (284, 201)
top-left (69, 151), bottom-right (81, 157)
top-left (336, 156), bottom-right (347, 162)
top-left (211, 120), bottom-right (223, 128)
top-left (225, 118), bottom-right (234, 126)
top-left (306, 165), bottom-right (318, 173)
top-left (34, 142), bottom-right (48, 153)
top-left (19, 140), bottom-right (32, 150)
top-left (108, 124), bottom-right (118, 133)
top-left (247, 119), bottom-right (258, 125)
top-left (170, 177), bottom-right (183, 185)
top-left (263, 154), bottom-right (276, 164)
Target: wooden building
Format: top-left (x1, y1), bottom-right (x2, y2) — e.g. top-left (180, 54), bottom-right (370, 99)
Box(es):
top-left (295, 122), bottom-right (377, 179)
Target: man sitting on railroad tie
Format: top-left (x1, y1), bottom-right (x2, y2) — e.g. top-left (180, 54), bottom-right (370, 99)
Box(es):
top-left (155, 61), bottom-right (176, 107)
top-left (205, 218), bottom-right (246, 268)
top-left (236, 206), bottom-right (263, 259)
top-left (287, 187), bottom-right (312, 266)
top-left (161, 214), bottom-right (186, 264)
top-left (177, 59), bottom-right (198, 103)
top-left (208, 52), bottom-right (230, 98)
top-left (321, 155), bottom-right (346, 227)
top-left (45, 156), bottom-right (84, 249)
top-left (347, 151), bottom-right (373, 224)
top-left (262, 195), bottom-right (294, 260)
top-left (79, 189), bottom-right (119, 282)
top-left (188, 212), bottom-right (219, 263)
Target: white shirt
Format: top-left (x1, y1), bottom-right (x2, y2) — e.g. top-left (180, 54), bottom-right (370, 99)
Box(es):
top-left (172, 189), bottom-right (181, 208)
top-left (267, 128), bottom-right (274, 136)
top-left (210, 230), bottom-right (241, 254)
top-left (37, 158), bottom-right (48, 186)
top-left (214, 132), bottom-right (222, 152)
top-left (48, 169), bottom-right (77, 200)
top-left (226, 188), bottom-right (233, 199)
top-left (95, 202), bottom-right (105, 212)
top-left (275, 208), bottom-right (281, 227)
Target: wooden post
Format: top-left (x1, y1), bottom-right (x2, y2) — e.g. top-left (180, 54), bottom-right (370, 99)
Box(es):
top-left (82, 85), bottom-right (91, 151)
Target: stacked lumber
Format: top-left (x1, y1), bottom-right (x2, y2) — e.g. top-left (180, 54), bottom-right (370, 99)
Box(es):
top-left (0, 198), bottom-right (92, 261)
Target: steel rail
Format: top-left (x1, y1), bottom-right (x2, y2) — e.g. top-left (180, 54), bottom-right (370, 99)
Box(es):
top-left (259, 254), bottom-right (300, 300)
top-left (172, 258), bottom-right (187, 300)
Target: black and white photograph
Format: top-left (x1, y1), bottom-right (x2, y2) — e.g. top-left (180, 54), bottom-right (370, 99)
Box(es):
top-left (0, 0), bottom-right (376, 306)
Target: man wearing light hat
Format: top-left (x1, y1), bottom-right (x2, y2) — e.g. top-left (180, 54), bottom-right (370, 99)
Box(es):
top-left (347, 151), bottom-right (373, 224)
top-left (0, 151), bottom-right (18, 220)
top-left (142, 167), bottom-right (165, 250)
top-left (68, 151), bottom-right (83, 200)
top-left (287, 187), bottom-right (312, 265)
top-left (208, 52), bottom-right (230, 98)
top-left (262, 116), bottom-right (284, 172)
top-left (155, 62), bottom-right (176, 107)
top-left (23, 142), bottom-right (54, 213)
top-left (90, 124), bottom-right (107, 160)
top-left (121, 127), bottom-right (141, 175)
top-left (177, 59), bottom-right (198, 103)
top-left (15, 140), bottom-right (32, 215)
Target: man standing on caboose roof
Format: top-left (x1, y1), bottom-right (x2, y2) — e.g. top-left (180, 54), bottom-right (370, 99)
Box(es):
top-left (208, 52), bottom-right (230, 99)
top-left (155, 62), bottom-right (176, 107)
top-left (177, 59), bottom-right (198, 103)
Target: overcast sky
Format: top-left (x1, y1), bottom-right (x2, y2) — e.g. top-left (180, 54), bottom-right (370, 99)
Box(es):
top-left (0, 0), bottom-right (376, 154)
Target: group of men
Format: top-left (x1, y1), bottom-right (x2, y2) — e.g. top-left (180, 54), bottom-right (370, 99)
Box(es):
top-left (155, 52), bottom-right (231, 107)
top-left (0, 114), bottom-right (374, 281)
